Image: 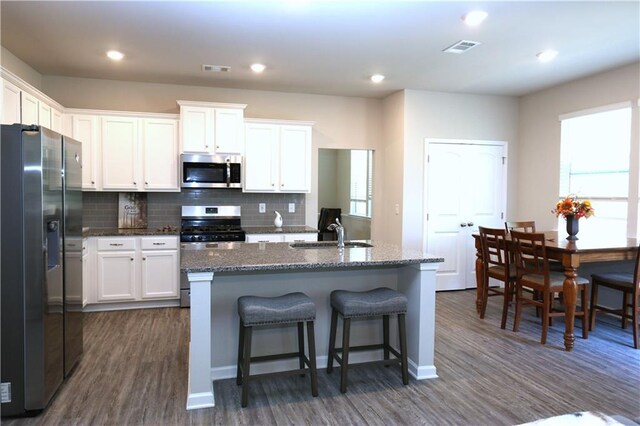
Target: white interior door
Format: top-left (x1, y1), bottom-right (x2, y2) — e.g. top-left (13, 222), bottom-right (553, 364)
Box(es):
top-left (425, 141), bottom-right (506, 291)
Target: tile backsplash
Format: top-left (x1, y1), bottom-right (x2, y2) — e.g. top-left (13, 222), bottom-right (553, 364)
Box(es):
top-left (83, 189), bottom-right (306, 229)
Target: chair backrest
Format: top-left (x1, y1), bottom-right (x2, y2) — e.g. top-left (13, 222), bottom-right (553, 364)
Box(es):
top-left (505, 220), bottom-right (536, 233)
top-left (478, 226), bottom-right (509, 270)
top-left (510, 230), bottom-right (550, 287)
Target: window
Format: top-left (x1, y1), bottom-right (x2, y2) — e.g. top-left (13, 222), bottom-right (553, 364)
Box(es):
top-left (559, 104), bottom-right (632, 235)
top-left (349, 150), bottom-right (373, 217)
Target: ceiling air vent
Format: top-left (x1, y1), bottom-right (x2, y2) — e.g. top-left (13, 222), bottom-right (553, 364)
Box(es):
top-left (442, 40), bottom-right (480, 54)
top-left (201, 64), bottom-right (231, 73)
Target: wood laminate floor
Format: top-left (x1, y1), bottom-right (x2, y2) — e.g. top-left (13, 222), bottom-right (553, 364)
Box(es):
top-left (3, 290), bottom-right (640, 425)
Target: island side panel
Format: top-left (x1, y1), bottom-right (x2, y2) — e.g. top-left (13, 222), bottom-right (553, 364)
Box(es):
top-left (398, 263), bottom-right (439, 380)
top-left (187, 272), bottom-right (215, 410)
top-left (208, 267), bottom-right (404, 379)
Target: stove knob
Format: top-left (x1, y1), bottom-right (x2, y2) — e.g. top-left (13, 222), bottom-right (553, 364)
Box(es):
top-left (195, 235), bottom-right (202, 242)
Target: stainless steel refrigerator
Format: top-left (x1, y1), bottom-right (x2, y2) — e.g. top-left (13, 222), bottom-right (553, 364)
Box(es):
top-left (1, 124), bottom-right (83, 417)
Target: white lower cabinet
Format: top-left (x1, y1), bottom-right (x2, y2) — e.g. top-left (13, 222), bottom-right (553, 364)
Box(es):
top-left (88, 236), bottom-right (179, 307)
top-left (245, 233), bottom-right (318, 243)
top-left (82, 240), bottom-right (89, 307)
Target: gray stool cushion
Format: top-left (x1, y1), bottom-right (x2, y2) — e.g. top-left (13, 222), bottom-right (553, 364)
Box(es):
top-left (330, 287), bottom-right (407, 318)
top-left (238, 292), bottom-right (316, 326)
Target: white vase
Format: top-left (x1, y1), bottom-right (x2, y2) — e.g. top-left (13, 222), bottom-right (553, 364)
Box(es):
top-left (274, 210), bottom-right (283, 228)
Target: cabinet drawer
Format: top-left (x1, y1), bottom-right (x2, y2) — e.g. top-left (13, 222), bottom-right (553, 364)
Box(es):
top-left (97, 238), bottom-right (136, 251)
top-left (140, 236), bottom-right (178, 250)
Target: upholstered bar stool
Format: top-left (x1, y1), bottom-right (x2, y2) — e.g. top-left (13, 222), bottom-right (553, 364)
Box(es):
top-left (327, 287), bottom-right (409, 393)
top-left (236, 292), bottom-right (318, 407)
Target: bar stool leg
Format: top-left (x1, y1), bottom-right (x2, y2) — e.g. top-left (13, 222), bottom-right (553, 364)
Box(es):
top-left (306, 321), bottom-right (319, 397)
top-left (398, 314), bottom-right (409, 385)
top-left (241, 326), bottom-right (253, 408)
top-left (297, 322), bottom-right (306, 376)
top-left (236, 320), bottom-right (245, 385)
top-left (383, 315), bottom-right (390, 362)
top-left (327, 309), bottom-right (338, 373)
top-left (340, 317), bottom-right (351, 393)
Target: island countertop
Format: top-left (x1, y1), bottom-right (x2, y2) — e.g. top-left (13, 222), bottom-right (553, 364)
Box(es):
top-left (180, 240), bottom-right (443, 273)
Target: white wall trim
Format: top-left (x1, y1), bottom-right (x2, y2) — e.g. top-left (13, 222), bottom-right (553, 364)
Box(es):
top-left (82, 299), bottom-right (180, 312)
top-left (558, 101), bottom-right (633, 121)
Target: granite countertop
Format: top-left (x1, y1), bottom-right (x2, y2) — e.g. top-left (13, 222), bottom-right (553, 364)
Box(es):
top-left (83, 227), bottom-right (180, 237)
top-left (243, 226), bottom-right (318, 234)
top-left (181, 240), bottom-right (443, 273)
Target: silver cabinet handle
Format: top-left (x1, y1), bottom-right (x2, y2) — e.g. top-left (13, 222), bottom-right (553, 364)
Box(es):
top-left (467, 222), bottom-right (474, 227)
top-left (145, 181), bottom-right (148, 185)
top-left (133, 181), bottom-right (137, 185)
top-left (130, 258), bottom-right (134, 261)
top-left (216, 145), bottom-right (220, 149)
top-left (152, 242), bottom-right (165, 246)
top-left (91, 180), bottom-right (95, 184)
top-left (460, 223), bottom-right (467, 227)
top-left (143, 257), bottom-right (146, 261)
top-left (271, 183), bottom-right (275, 187)
top-left (110, 243), bottom-right (123, 246)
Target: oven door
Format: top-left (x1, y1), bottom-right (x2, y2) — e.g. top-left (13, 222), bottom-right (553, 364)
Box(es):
top-left (181, 154), bottom-right (242, 188)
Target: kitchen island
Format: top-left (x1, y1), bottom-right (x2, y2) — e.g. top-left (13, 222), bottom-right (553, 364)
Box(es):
top-left (181, 241), bottom-right (443, 410)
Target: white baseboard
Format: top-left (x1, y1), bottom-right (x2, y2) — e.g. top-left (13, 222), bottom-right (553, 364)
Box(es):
top-left (83, 299), bottom-right (180, 312)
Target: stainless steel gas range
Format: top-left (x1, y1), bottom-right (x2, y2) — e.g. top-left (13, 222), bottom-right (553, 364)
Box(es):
top-left (179, 205), bottom-right (246, 306)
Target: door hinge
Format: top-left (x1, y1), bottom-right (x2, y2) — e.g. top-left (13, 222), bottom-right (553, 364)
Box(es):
top-left (427, 155), bottom-right (430, 163)
top-left (426, 213), bottom-right (429, 221)
top-left (501, 212), bottom-right (504, 219)
top-left (502, 157), bottom-right (506, 165)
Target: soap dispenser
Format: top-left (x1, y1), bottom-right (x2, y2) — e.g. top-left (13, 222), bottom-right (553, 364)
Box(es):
top-left (274, 210), bottom-right (283, 228)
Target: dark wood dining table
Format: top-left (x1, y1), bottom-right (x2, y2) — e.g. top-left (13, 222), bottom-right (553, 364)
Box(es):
top-left (473, 230), bottom-right (638, 351)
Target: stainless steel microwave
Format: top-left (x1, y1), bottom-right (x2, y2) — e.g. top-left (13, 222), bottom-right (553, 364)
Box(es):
top-left (180, 154), bottom-right (242, 188)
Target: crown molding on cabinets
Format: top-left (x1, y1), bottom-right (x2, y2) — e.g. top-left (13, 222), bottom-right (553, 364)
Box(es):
top-left (244, 117), bottom-right (316, 127)
top-left (177, 100), bottom-right (247, 110)
top-left (0, 66), bottom-right (65, 111)
top-left (65, 108), bottom-right (178, 120)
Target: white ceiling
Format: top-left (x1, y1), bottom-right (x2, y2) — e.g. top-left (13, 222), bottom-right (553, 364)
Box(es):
top-left (1, 1), bottom-right (639, 98)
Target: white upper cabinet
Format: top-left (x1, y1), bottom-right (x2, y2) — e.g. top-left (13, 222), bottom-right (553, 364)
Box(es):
top-left (101, 116), bottom-right (139, 191)
top-left (51, 108), bottom-right (62, 133)
top-left (71, 114), bottom-right (100, 190)
top-left (243, 119), bottom-right (313, 193)
top-left (38, 102), bottom-right (51, 130)
top-left (2, 80), bottom-right (21, 125)
top-left (21, 91), bottom-right (39, 126)
top-left (142, 118), bottom-right (179, 191)
top-left (178, 100), bottom-right (246, 155)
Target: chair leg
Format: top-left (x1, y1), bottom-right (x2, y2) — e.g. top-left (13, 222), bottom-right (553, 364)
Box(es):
top-left (501, 281), bottom-right (511, 329)
top-left (306, 321), bottom-right (319, 397)
top-left (581, 285), bottom-right (588, 339)
top-left (241, 326), bottom-right (253, 408)
top-left (327, 308), bottom-right (338, 373)
top-left (632, 298), bottom-right (639, 349)
top-left (541, 291), bottom-right (549, 345)
top-left (383, 315), bottom-right (390, 361)
top-left (340, 317), bottom-right (351, 394)
top-left (590, 280), bottom-right (599, 331)
top-left (480, 275), bottom-right (489, 319)
top-left (236, 320), bottom-right (245, 386)
top-left (398, 314), bottom-right (409, 385)
top-left (513, 284), bottom-right (522, 332)
top-left (297, 322), bottom-right (306, 376)
top-left (622, 292), bottom-right (630, 329)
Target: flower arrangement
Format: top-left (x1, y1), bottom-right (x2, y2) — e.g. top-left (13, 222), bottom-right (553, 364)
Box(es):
top-left (552, 194), bottom-right (594, 219)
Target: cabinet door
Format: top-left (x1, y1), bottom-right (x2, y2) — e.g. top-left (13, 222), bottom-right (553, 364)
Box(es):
top-left (243, 123), bottom-right (278, 192)
top-left (102, 116), bottom-right (139, 190)
top-left (97, 251), bottom-right (136, 301)
top-left (180, 106), bottom-right (212, 153)
top-left (279, 125), bottom-right (312, 192)
top-left (2, 80), bottom-right (21, 125)
top-left (142, 118), bottom-right (179, 191)
top-left (39, 102), bottom-right (52, 129)
top-left (21, 92), bottom-right (39, 125)
top-left (141, 250), bottom-right (179, 299)
top-left (72, 115), bottom-right (100, 190)
top-left (82, 252), bottom-right (89, 307)
top-left (51, 108), bottom-right (63, 133)
top-left (214, 108), bottom-right (244, 154)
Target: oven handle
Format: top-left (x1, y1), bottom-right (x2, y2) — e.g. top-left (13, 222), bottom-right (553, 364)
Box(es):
top-left (226, 158), bottom-right (231, 188)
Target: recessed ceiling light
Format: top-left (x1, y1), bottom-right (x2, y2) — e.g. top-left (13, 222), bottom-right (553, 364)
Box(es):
top-left (462, 11), bottom-right (488, 27)
top-left (537, 49), bottom-right (558, 63)
top-left (370, 74), bottom-right (385, 83)
top-left (106, 50), bottom-right (124, 61)
top-left (250, 63), bottom-right (266, 73)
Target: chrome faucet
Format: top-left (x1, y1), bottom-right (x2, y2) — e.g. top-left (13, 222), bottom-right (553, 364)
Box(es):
top-left (327, 218), bottom-right (345, 249)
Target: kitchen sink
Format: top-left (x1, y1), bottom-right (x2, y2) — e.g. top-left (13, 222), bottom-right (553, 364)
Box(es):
top-left (289, 241), bottom-right (373, 249)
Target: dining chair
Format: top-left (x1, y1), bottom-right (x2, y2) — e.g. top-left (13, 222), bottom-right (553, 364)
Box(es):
top-left (510, 230), bottom-right (589, 345)
top-left (505, 220), bottom-right (536, 233)
top-left (589, 245), bottom-right (640, 349)
top-left (478, 226), bottom-right (515, 328)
